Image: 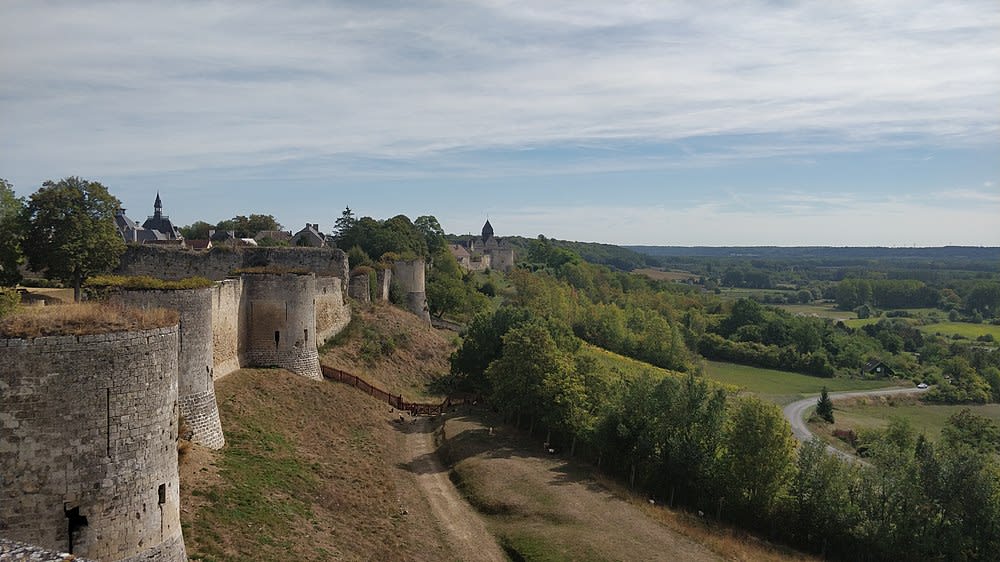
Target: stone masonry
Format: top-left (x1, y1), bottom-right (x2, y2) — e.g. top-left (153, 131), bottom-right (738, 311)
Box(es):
top-left (112, 288), bottom-right (225, 450)
top-left (0, 327), bottom-right (186, 562)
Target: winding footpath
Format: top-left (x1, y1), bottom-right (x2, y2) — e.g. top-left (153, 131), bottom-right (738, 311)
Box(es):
top-left (782, 386), bottom-right (930, 461)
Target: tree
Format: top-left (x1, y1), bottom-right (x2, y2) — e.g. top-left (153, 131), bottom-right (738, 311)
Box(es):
top-left (333, 206), bottom-right (356, 241)
top-left (486, 320), bottom-right (571, 431)
top-left (414, 215), bottom-right (446, 257)
top-left (720, 396), bottom-right (797, 522)
top-left (816, 387), bottom-right (835, 423)
top-left (179, 220), bottom-right (213, 240)
top-left (0, 178), bottom-right (25, 285)
top-left (21, 177), bottom-right (125, 301)
top-left (215, 214), bottom-right (281, 238)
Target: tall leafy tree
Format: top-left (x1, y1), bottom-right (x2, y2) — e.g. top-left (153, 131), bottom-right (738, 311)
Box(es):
top-left (21, 177), bottom-right (125, 301)
top-left (0, 178), bottom-right (25, 286)
top-left (720, 396), bottom-right (797, 523)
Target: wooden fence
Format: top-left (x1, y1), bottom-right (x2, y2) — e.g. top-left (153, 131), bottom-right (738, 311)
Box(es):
top-left (320, 364), bottom-right (474, 416)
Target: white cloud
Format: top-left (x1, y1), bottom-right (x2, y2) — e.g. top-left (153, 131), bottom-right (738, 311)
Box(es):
top-left (1, 0), bottom-right (998, 184)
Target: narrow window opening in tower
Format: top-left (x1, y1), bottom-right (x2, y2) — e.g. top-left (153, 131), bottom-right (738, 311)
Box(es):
top-left (105, 388), bottom-right (111, 458)
top-left (158, 483), bottom-right (166, 505)
top-left (304, 329), bottom-right (308, 343)
top-left (65, 505), bottom-right (88, 553)
top-left (274, 330), bottom-right (280, 348)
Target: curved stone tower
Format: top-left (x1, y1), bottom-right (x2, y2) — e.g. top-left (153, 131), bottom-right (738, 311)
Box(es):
top-left (0, 326), bottom-right (186, 561)
top-left (112, 288), bottom-right (225, 449)
top-left (241, 272), bottom-right (322, 380)
top-left (392, 258), bottom-right (430, 323)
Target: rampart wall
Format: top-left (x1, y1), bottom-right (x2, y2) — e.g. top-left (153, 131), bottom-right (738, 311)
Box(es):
top-left (241, 274), bottom-right (322, 380)
top-left (315, 277), bottom-right (351, 343)
top-left (112, 288), bottom-right (225, 450)
top-left (0, 327), bottom-right (186, 562)
top-left (211, 278), bottom-right (243, 380)
top-left (118, 246), bottom-right (349, 285)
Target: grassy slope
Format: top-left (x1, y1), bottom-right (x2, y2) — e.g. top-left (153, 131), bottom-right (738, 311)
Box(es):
top-left (701, 360), bottom-right (899, 405)
top-left (181, 304), bottom-right (458, 562)
top-left (321, 303), bottom-right (456, 400)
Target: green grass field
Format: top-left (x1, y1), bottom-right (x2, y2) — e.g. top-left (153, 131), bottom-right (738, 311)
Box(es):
top-left (701, 360), bottom-right (900, 405)
top-left (918, 321), bottom-right (1000, 340)
top-left (813, 399), bottom-right (1000, 442)
top-left (777, 303), bottom-right (855, 320)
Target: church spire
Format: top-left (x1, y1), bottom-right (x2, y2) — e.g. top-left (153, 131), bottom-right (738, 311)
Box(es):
top-left (482, 219), bottom-right (494, 243)
top-left (153, 192), bottom-right (162, 218)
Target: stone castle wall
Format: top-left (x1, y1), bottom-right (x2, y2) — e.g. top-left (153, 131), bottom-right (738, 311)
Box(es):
top-left (0, 327), bottom-right (186, 562)
top-left (211, 278), bottom-right (244, 380)
top-left (392, 259), bottom-right (430, 323)
top-left (118, 246), bottom-right (349, 283)
top-left (111, 288), bottom-right (225, 450)
top-left (315, 277), bottom-right (351, 343)
top-left (241, 273), bottom-right (322, 380)
top-left (348, 273), bottom-right (371, 303)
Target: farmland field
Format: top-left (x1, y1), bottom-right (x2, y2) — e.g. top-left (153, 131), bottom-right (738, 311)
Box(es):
top-left (701, 360), bottom-right (900, 405)
top-left (810, 397), bottom-right (1000, 443)
top-left (918, 321), bottom-right (1000, 340)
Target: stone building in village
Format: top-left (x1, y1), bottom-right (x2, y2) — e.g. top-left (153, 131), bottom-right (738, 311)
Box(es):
top-left (115, 193), bottom-right (184, 245)
top-left (449, 220), bottom-right (515, 272)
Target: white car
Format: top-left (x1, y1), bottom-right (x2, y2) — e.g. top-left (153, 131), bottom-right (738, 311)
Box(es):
top-left (917, 383), bottom-right (928, 389)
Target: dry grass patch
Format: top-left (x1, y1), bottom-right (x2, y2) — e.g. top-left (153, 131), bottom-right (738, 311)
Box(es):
top-left (0, 302), bottom-right (177, 337)
top-left (181, 368), bottom-right (452, 562)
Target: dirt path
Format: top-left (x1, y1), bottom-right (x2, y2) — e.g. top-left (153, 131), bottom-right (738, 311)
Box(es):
top-left (783, 386), bottom-right (929, 460)
top-left (443, 415), bottom-right (722, 562)
top-left (397, 417), bottom-right (506, 562)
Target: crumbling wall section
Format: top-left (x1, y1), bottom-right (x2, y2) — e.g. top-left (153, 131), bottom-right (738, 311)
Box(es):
top-left (391, 259), bottom-right (430, 323)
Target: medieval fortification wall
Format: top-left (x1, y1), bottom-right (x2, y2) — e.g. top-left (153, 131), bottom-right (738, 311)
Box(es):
top-left (0, 244), bottom-right (421, 559)
top-left (0, 327), bottom-right (186, 562)
top-left (118, 246), bottom-right (350, 283)
top-left (112, 288), bottom-right (225, 450)
top-left (242, 273), bottom-right (322, 380)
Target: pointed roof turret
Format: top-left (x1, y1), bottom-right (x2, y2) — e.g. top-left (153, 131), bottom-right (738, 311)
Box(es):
top-left (482, 219), bottom-right (494, 243)
top-left (154, 191), bottom-right (162, 210)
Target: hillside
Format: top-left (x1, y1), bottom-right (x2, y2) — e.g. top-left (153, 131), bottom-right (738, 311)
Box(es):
top-left (320, 303), bottom-right (456, 400)
top-left (179, 303), bottom-right (814, 562)
top-left (180, 304), bottom-right (460, 561)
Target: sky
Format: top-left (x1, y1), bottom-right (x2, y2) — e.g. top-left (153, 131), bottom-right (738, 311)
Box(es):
top-left (1, 1), bottom-right (998, 246)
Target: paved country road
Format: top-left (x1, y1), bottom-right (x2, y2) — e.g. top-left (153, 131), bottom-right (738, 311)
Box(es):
top-left (782, 386), bottom-right (930, 461)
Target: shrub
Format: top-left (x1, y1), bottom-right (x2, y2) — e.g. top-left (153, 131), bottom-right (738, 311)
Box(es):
top-left (0, 287), bottom-right (20, 319)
